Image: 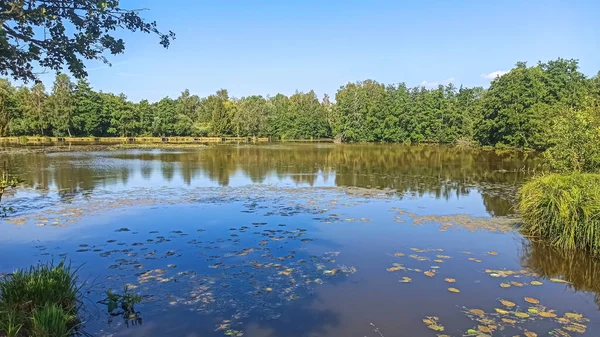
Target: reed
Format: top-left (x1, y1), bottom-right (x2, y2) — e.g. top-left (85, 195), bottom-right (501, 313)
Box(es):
top-left (0, 261), bottom-right (79, 337)
top-left (519, 173), bottom-right (600, 254)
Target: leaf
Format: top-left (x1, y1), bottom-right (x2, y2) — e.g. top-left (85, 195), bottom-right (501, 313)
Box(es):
top-left (564, 312), bottom-right (583, 320)
top-left (468, 309), bottom-right (485, 316)
top-left (538, 311), bottom-right (557, 318)
top-left (550, 278), bottom-right (568, 283)
top-left (524, 331), bottom-right (538, 337)
top-left (500, 283), bottom-right (511, 288)
top-left (394, 252), bottom-right (405, 257)
top-left (514, 312), bottom-right (530, 318)
top-left (108, 300), bottom-right (117, 312)
top-left (511, 281), bottom-right (524, 287)
top-left (444, 278), bottom-right (456, 283)
top-left (487, 251), bottom-right (498, 256)
top-left (531, 281), bottom-right (543, 286)
top-left (478, 325), bottom-right (492, 333)
top-left (524, 297), bottom-right (539, 304)
top-left (400, 276), bottom-right (412, 283)
top-left (501, 318), bottom-right (517, 324)
top-left (499, 299), bottom-right (516, 307)
top-left (448, 287), bottom-right (460, 293)
top-left (494, 308), bottom-right (509, 315)
top-left (424, 271), bottom-right (435, 277)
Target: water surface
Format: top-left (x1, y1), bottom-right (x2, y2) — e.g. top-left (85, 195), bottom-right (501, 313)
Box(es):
top-left (1, 144), bottom-right (598, 337)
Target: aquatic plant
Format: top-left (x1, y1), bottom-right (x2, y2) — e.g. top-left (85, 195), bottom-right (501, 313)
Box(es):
top-left (519, 173), bottom-right (600, 254)
top-left (0, 261), bottom-right (80, 337)
top-left (0, 168), bottom-right (19, 203)
top-left (30, 304), bottom-right (75, 337)
top-left (100, 287), bottom-right (142, 325)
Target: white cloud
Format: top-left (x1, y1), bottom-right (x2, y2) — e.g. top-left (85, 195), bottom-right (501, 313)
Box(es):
top-left (420, 77), bottom-right (455, 88)
top-left (481, 70), bottom-right (508, 80)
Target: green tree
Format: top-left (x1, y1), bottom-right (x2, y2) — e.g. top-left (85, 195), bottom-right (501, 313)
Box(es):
top-left (47, 74), bottom-right (75, 136)
top-left (544, 106), bottom-right (600, 172)
top-left (233, 95), bottom-right (271, 137)
top-left (106, 93), bottom-right (137, 137)
top-left (0, 0), bottom-right (174, 82)
top-left (71, 79), bottom-right (107, 136)
top-left (153, 97), bottom-right (177, 136)
top-left (206, 89), bottom-right (231, 136)
top-left (17, 82), bottom-right (49, 136)
top-left (0, 79), bottom-right (16, 136)
top-left (136, 100), bottom-right (155, 136)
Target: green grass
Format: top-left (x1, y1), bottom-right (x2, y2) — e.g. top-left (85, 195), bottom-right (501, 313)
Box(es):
top-left (519, 173), bottom-right (600, 254)
top-left (0, 261), bottom-right (80, 337)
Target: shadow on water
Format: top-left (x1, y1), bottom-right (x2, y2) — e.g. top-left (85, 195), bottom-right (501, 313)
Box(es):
top-left (521, 240), bottom-right (600, 308)
top-left (0, 144), bottom-right (541, 216)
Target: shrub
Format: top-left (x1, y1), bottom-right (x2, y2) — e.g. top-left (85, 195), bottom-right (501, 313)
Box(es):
top-left (519, 174), bottom-right (600, 254)
top-left (543, 107), bottom-right (600, 172)
top-left (0, 261), bottom-right (79, 337)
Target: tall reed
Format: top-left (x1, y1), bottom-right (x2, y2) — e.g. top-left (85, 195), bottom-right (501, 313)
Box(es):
top-left (519, 173), bottom-right (600, 254)
top-left (0, 261), bottom-right (79, 337)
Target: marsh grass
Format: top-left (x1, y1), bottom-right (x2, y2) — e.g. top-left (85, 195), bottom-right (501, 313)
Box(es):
top-left (519, 173), bottom-right (600, 254)
top-left (0, 261), bottom-right (80, 337)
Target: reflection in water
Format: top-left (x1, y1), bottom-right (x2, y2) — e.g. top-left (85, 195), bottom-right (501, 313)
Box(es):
top-left (0, 144), bottom-right (541, 216)
top-left (521, 240), bottom-right (600, 308)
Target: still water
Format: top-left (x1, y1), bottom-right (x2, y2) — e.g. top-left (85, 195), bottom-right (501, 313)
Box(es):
top-left (0, 144), bottom-right (598, 337)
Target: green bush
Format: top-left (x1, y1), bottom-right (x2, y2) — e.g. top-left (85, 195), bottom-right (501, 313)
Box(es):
top-left (519, 174), bottom-right (600, 254)
top-left (543, 107), bottom-right (600, 172)
top-left (0, 262), bottom-right (79, 337)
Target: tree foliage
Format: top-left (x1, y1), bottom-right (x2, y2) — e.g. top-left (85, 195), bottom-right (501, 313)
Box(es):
top-left (0, 57), bottom-right (598, 154)
top-left (0, 0), bottom-right (175, 82)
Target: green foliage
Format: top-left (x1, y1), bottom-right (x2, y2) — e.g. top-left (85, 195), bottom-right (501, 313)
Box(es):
top-left (519, 174), bottom-right (600, 254)
top-left (47, 74), bottom-right (75, 137)
top-left (30, 304), bottom-right (74, 337)
top-left (0, 0), bottom-right (174, 82)
top-left (0, 261), bottom-right (79, 337)
top-left (543, 106), bottom-right (600, 173)
top-left (100, 287), bottom-right (142, 325)
top-left (476, 59), bottom-right (588, 149)
top-left (0, 57), bottom-right (598, 145)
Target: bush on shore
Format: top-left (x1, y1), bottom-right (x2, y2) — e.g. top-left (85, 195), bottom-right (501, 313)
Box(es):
top-left (519, 174), bottom-right (600, 254)
top-left (0, 261), bottom-right (79, 337)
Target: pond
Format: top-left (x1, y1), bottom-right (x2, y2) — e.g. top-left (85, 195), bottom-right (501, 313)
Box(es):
top-left (0, 143), bottom-right (598, 337)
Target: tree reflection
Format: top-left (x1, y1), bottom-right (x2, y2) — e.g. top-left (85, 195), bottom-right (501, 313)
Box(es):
top-left (0, 144), bottom-right (542, 215)
top-left (520, 240), bottom-right (600, 308)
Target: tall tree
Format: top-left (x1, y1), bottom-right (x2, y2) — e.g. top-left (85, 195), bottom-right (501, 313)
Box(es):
top-left (207, 89), bottom-right (231, 136)
top-left (233, 95), bottom-right (271, 137)
top-left (71, 79), bottom-right (107, 136)
top-left (153, 97), bottom-right (177, 136)
top-left (47, 74), bottom-right (75, 136)
top-left (106, 93), bottom-right (137, 137)
top-left (0, 79), bottom-right (16, 136)
top-left (20, 82), bottom-right (49, 136)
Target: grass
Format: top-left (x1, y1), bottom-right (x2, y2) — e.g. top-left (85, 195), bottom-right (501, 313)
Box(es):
top-left (0, 261), bottom-right (80, 337)
top-left (519, 173), bottom-right (600, 254)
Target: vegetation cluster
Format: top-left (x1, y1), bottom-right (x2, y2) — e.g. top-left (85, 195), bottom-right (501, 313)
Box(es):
top-left (0, 58), bottom-right (597, 152)
top-left (0, 262), bottom-right (79, 337)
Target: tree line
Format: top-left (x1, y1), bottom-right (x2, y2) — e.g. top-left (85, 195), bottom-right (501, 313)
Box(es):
top-left (0, 58), bottom-right (598, 150)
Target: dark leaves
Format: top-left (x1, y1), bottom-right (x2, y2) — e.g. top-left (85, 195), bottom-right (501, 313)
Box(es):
top-left (0, 0), bottom-right (175, 82)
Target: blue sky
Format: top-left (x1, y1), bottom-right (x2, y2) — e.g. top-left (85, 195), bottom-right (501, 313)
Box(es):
top-left (39, 0), bottom-right (600, 102)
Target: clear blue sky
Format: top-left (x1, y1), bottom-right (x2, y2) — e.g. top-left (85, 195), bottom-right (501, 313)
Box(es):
top-left (41, 0), bottom-right (600, 102)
